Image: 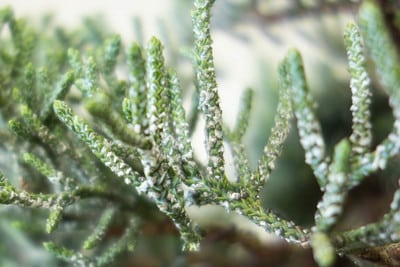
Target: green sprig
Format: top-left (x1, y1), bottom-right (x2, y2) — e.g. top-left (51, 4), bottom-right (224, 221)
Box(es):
top-left (255, 67), bottom-right (292, 193)
top-left (344, 23), bottom-right (372, 158)
top-left (126, 42), bottom-right (147, 134)
top-left (46, 207), bottom-right (63, 233)
top-left (53, 100), bottom-right (141, 187)
top-left (311, 232), bottom-right (336, 267)
top-left (349, 1), bottom-right (400, 183)
top-left (145, 37), bottom-right (172, 155)
top-left (86, 95), bottom-right (151, 149)
top-left (168, 69), bottom-right (194, 162)
top-left (233, 88), bottom-right (253, 140)
top-left (284, 48), bottom-right (330, 189)
top-left (44, 242), bottom-right (92, 266)
top-left (192, 0), bottom-right (225, 181)
top-left (315, 139), bottom-right (351, 233)
top-left (23, 153), bottom-right (60, 182)
top-left (41, 70), bottom-right (75, 118)
top-left (102, 35), bottom-right (121, 75)
top-left (96, 219), bottom-right (138, 266)
top-left (83, 208), bottom-right (116, 250)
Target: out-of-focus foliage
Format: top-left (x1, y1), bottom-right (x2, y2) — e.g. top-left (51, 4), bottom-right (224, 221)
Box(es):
top-left (1, 1), bottom-right (400, 266)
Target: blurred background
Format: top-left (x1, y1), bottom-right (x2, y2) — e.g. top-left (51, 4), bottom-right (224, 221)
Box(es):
top-left (2, 0), bottom-right (398, 266)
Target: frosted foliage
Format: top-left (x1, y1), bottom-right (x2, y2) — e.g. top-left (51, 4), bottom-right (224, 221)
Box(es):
top-left (345, 24), bottom-right (372, 156)
top-left (193, 0), bottom-right (225, 180)
top-left (285, 50), bottom-right (330, 188)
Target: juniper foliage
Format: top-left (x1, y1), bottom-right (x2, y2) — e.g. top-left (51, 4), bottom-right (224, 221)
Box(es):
top-left (1, 1), bottom-right (400, 266)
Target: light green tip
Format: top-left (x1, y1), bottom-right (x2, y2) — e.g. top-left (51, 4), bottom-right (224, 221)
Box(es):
top-left (311, 232), bottom-right (336, 267)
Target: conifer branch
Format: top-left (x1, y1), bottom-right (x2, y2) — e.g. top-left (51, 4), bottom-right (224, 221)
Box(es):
top-left (53, 100), bottom-right (200, 250)
top-left (17, 104), bottom-right (68, 156)
top-left (349, 1), bottom-right (400, 184)
top-left (333, 187), bottom-right (400, 253)
top-left (41, 70), bottom-right (75, 119)
top-left (53, 100), bottom-right (142, 186)
top-left (168, 69), bottom-right (194, 162)
top-left (233, 199), bottom-right (310, 245)
top-left (146, 37), bottom-right (173, 158)
top-left (359, 2), bottom-right (400, 105)
top-left (344, 23), bottom-right (372, 158)
top-left (126, 43), bottom-right (147, 134)
top-left (228, 141), bottom-right (252, 184)
top-left (96, 218), bottom-right (139, 266)
top-left (359, 2), bottom-right (400, 163)
top-left (311, 232), bottom-right (336, 267)
top-left (8, 119), bottom-right (31, 139)
top-left (86, 95), bottom-right (150, 149)
top-left (46, 207), bottom-right (63, 233)
top-left (315, 139), bottom-right (351, 233)
top-left (255, 68), bottom-right (292, 193)
top-left (223, 88), bottom-right (253, 183)
top-left (43, 242), bottom-right (92, 267)
top-left (1, 171), bottom-right (129, 210)
top-left (192, 0), bottom-right (225, 181)
top-left (68, 49), bottom-right (98, 97)
top-left (83, 207), bottom-right (117, 250)
top-left (3, 1), bottom-right (400, 266)
top-left (102, 35), bottom-right (121, 75)
top-left (23, 153), bottom-right (65, 189)
top-left (284, 49), bottom-right (330, 189)
top-left (233, 88), bottom-right (253, 140)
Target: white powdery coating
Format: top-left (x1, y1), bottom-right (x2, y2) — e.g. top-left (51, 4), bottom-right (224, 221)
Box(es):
top-left (133, 124), bottom-right (141, 134)
top-left (104, 153), bottom-right (133, 178)
top-left (181, 182), bottom-right (198, 207)
top-left (295, 109), bottom-right (329, 181)
top-left (394, 212), bottom-right (400, 223)
top-left (228, 192), bottom-right (241, 200)
top-left (372, 136), bottom-right (399, 170)
top-left (146, 40), bottom-right (170, 151)
top-left (391, 232), bottom-right (400, 241)
top-left (169, 72), bottom-right (194, 160)
top-left (147, 191), bottom-right (160, 201)
top-left (316, 171), bottom-right (347, 231)
top-left (286, 50), bottom-right (330, 188)
top-left (346, 24), bottom-right (372, 155)
top-left (256, 87), bottom-right (291, 188)
top-left (48, 171), bottom-right (63, 184)
top-left (329, 172), bottom-right (346, 185)
top-left (321, 204), bottom-right (342, 219)
top-left (247, 210), bottom-right (308, 244)
top-left (194, 0), bottom-right (209, 9)
top-left (391, 190), bottom-right (400, 211)
top-left (7, 190), bottom-right (17, 201)
top-left (221, 201), bottom-right (230, 210)
top-left (275, 229), bottom-right (283, 236)
top-left (235, 208), bottom-right (243, 215)
top-left (193, 0), bottom-right (225, 180)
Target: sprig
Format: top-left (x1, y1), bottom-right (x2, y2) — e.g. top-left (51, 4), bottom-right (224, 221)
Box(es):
top-left (344, 23), bottom-right (372, 158)
top-left (284, 49), bottom-right (330, 189)
top-left (192, 0), bottom-right (225, 181)
top-left (3, 1), bottom-right (400, 266)
top-left (53, 100), bottom-right (141, 187)
top-left (255, 68), bottom-right (292, 193)
top-left (126, 42), bottom-right (147, 134)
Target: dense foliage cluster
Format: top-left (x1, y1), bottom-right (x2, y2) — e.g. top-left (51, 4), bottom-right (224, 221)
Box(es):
top-left (1, 0), bottom-right (400, 266)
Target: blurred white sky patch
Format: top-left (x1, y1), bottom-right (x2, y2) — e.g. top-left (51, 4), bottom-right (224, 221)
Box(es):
top-left (0, 0), bottom-right (169, 42)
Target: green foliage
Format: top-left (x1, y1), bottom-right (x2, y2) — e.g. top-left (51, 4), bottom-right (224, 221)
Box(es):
top-left (192, 0), bottom-right (225, 182)
top-left (1, 1), bottom-right (400, 266)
